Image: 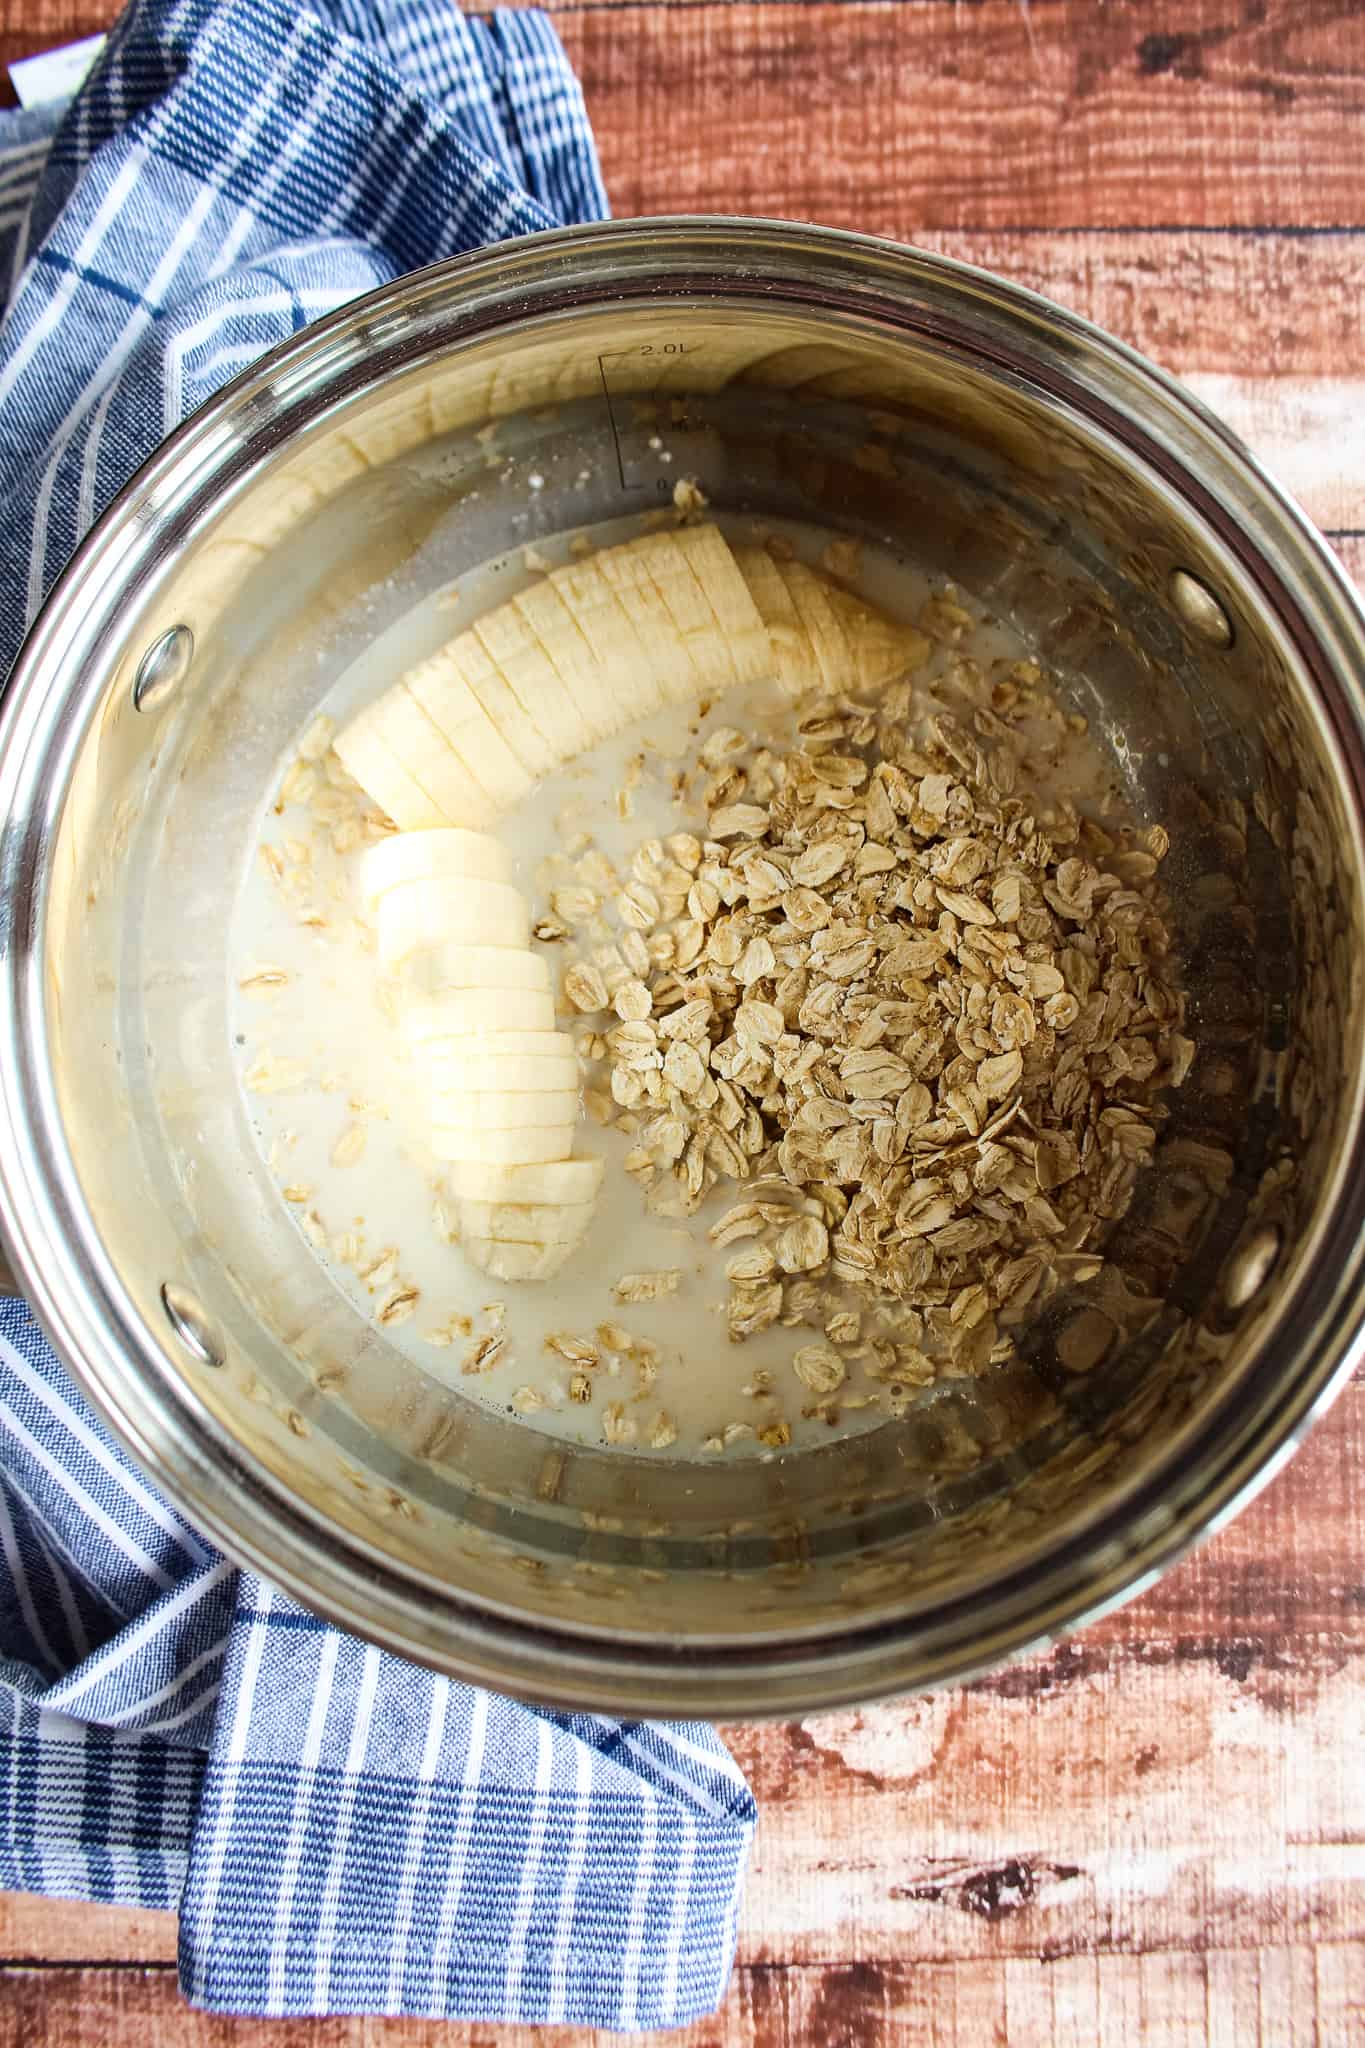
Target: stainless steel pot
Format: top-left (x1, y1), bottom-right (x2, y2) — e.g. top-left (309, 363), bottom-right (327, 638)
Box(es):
top-left (2, 220), bottom-right (1363, 1716)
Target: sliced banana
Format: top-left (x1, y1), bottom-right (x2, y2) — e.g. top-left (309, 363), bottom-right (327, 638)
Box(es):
top-left (333, 716), bottom-right (447, 830)
top-left (635, 529), bottom-right (740, 694)
top-left (431, 1123), bottom-right (576, 1164)
top-left (422, 1027), bottom-right (576, 1064)
top-left (437, 633), bottom-right (561, 780)
top-left (735, 546), bottom-right (927, 696)
top-left (362, 685), bottom-right (498, 830)
top-left (550, 556), bottom-right (665, 721)
top-left (429, 1086), bottom-right (580, 1131)
top-left (426, 1060), bottom-right (577, 1105)
top-left (593, 539), bottom-right (700, 706)
top-left (473, 602), bottom-right (594, 761)
top-left (674, 525), bottom-right (771, 686)
top-left (403, 651), bottom-right (536, 811)
top-left (827, 584), bottom-right (932, 688)
top-left (457, 1198), bottom-right (597, 1245)
top-left (402, 986), bottom-right (556, 1043)
top-left (360, 827), bottom-right (512, 908)
top-left (462, 1236), bottom-right (578, 1281)
top-left (514, 581), bottom-right (618, 742)
top-left (732, 546), bottom-right (822, 698)
top-left (446, 1157), bottom-right (605, 1206)
top-left (775, 558), bottom-right (851, 690)
top-left (377, 875), bottom-right (529, 965)
top-left (403, 942), bottom-right (551, 1000)
top-left (335, 524), bottom-right (926, 831)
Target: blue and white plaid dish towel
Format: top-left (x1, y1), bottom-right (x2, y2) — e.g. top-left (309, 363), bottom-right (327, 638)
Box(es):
top-left (0, 0), bottom-right (757, 2024)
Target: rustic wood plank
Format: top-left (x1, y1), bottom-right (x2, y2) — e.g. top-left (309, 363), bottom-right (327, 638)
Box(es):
top-left (555, 0), bottom-right (1365, 232)
top-left (910, 229), bottom-right (1365, 379)
top-left (1, 1949), bottom-right (1362, 2046)
top-left (0, 1894), bottom-right (176, 1964)
top-left (7, 3), bottom-right (1365, 231)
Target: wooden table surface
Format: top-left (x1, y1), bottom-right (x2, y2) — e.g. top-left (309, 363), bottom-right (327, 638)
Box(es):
top-left (3, 2), bottom-right (1365, 2042)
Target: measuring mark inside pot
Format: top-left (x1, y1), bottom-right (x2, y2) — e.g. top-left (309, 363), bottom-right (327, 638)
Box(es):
top-left (597, 343), bottom-right (702, 495)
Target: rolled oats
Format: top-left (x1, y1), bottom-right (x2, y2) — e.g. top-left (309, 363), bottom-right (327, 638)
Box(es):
top-left (548, 599), bottom-right (1189, 1430)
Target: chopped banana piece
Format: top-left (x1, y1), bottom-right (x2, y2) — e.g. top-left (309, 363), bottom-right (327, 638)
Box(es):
top-left (333, 715), bottom-right (446, 830)
top-left (635, 529), bottom-right (740, 693)
top-left (514, 581), bottom-right (617, 742)
top-left (427, 1085), bottom-right (580, 1131)
top-left (473, 602), bottom-right (593, 761)
top-left (377, 875), bottom-right (529, 965)
top-left (827, 585), bottom-right (932, 688)
top-left (402, 986), bottom-right (556, 1041)
top-left (403, 943), bottom-right (552, 1001)
top-left (422, 1028), bottom-right (576, 1063)
top-left (674, 525), bottom-right (770, 685)
top-left (430, 1122), bottom-right (576, 1165)
top-left (774, 558), bottom-right (850, 691)
top-left (462, 1236), bottom-right (578, 1282)
top-left (425, 1051), bottom-right (578, 1096)
top-left (732, 546), bottom-right (821, 698)
top-left (593, 539), bottom-right (700, 705)
top-left (446, 1157), bottom-right (605, 1206)
top-left (404, 650), bottom-right (537, 810)
top-left (550, 556), bottom-right (665, 720)
top-left (364, 685), bottom-right (498, 829)
top-left (457, 1198), bottom-right (597, 1245)
top-left (360, 827), bottom-right (512, 908)
top-left (335, 525), bottom-right (925, 829)
top-left (439, 633), bottom-right (561, 779)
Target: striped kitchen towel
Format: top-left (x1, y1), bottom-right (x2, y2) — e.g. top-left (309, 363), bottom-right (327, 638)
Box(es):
top-left (0, 1), bottom-right (757, 2024)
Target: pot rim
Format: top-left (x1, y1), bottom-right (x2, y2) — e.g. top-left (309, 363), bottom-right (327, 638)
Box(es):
top-left (3, 216), bottom-right (1364, 1716)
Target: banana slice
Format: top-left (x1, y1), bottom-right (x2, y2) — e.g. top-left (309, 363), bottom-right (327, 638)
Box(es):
top-left (462, 1236), bottom-right (578, 1281)
top-left (550, 556), bottom-right (665, 721)
top-left (473, 603), bottom-right (594, 761)
top-left (404, 650), bottom-right (537, 811)
top-left (362, 685), bottom-right (498, 830)
top-left (827, 585), bottom-right (932, 688)
top-left (401, 986), bottom-right (556, 1043)
top-left (674, 525), bottom-right (771, 685)
top-left (514, 581), bottom-right (617, 742)
top-left (634, 529), bottom-right (740, 694)
top-left (404, 942), bottom-right (551, 1001)
top-left (457, 1198), bottom-right (597, 1245)
top-left (772, 558), bottom-right (850, 690)
top-left (422, 1027), bottom-right (575, 1064)
top-left (431, 1123), bottom-right (576, 1164)
top-left (437, 634), bottom-right (561, 780)
top-left (735, 546), bottom-right (929, 696)
top-left (593, 541), bottom-right (699, 706)
top-left (429, 1086), bottom-right (580, 1131)
top-left (732, 547), bottom-right (822, 698)
top-left (424, 1047), bottom-right (578, 1093)
top-left (447, 1157), bottom-right (605, 1206)
top-left (378, 876), bottom-right (529, 965)
top-left (333, 717), bottom-right (447, 830)
top-left (360, 827), bottom-right (512, 908)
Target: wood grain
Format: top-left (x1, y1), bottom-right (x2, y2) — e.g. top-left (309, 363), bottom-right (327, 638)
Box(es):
top-left (555, 0), bottom-right (1365, 232)
top-left (3, 1), bottom-right (1365, 2043)
top-left (3, 1949), bottom-right (1364, 2048)
top-left (6, 3), bottom-right (1365, 230)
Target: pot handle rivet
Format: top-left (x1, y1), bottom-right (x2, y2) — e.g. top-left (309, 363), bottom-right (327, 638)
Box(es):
top-left (133, 625), bottom-right (194, 712)
top-left (1168, 569), bottom-right (1234, 650)
top-left (1224, 1225), bottom-right (1280, 1312)
top-left (160, 1282), bottom-right (225, 1368)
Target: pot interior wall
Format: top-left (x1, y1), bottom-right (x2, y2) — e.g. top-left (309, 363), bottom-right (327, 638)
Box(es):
top-left (41, 291), bottom-right (1364, 1650)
